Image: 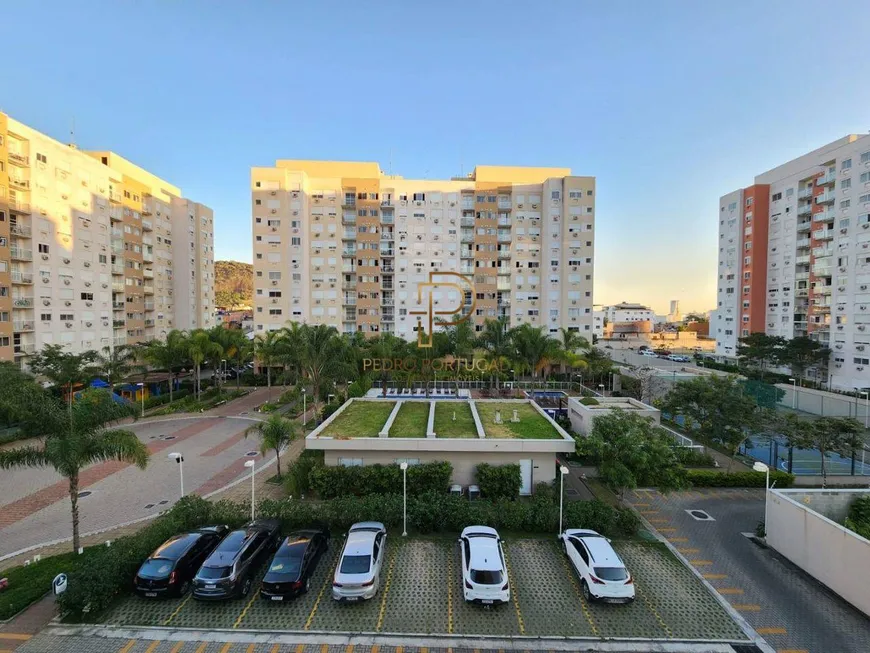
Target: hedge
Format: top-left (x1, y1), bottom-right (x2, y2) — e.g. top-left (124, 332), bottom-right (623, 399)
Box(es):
top-left (0, 550), bottom-right (95, 621)
top-left (476, 463), bottom-right (521, 499)
top-left (284, 450), bottom-right (324, 496)
top-left (686, 469), bottom-right (794, 488)
top-left (143, 389), bottom-right (191, 410)
top-left (674, 448), bottom-right (716, 468)
top-left (309, 461), bottom-right (453, 499)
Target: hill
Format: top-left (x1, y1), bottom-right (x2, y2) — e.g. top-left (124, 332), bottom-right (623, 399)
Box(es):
top-left (215, 260), bottom-right (253, 309)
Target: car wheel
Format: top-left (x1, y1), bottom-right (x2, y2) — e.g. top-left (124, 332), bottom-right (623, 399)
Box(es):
top-left (179, 580), bottom-right (191, 596)
top-left (581, 580), bottom-right (593, 603)
top-left (241, 578), bottom-right (252, 598)
top-left (304, 577), bottom-right (311, 594)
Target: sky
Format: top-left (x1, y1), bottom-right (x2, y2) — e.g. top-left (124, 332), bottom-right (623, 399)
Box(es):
top-left (4, 1), bottom-right (870, 315)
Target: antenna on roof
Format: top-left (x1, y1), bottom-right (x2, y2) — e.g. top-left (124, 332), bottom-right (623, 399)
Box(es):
top-left (69, 116), bottom-right (76, 148)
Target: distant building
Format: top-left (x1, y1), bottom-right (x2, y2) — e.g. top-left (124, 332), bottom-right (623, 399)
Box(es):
top-left (667, 299), bottom-right (682, 323)
top-left (595, 302), bottom-right (659, 340)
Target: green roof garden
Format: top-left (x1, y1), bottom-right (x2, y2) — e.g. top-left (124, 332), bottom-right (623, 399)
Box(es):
top-left (388, 401), bottom-right (429, 438)
top-left (476, 402), bottom-right (558, 439)
top-left (433, 402), bottom-right (478, 439)
top-left (317, 400), bottom-right (396, 438)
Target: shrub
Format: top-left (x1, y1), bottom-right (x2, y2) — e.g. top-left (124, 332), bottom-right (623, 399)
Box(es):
top-left (321, 403), bottom-right (340, 421)
top-left (283, 450), bottom-right (324, 496)
top-left (347, 377), bottom-right (372, 398)
top-left (239, 372), bottom-right (268, 387)
top-left (845, 496), bottom-right (870, 540)
top-left (0, 550), bottom-right (93, 620)
top-left (674, 447), bottom-right (716, 468)
top-left (143, 389), bottom-right (191, 410)
top-left (686, 469), bottom-right (794, 488)
top-left (476, 463), bottom-right (521, 499)
top-left (308, 461), bottom-right (453, 499)
top-left (580, 397), bottom-right (600, 406)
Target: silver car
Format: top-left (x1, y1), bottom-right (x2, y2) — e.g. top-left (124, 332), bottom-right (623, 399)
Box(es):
top-left (331, 522), bottom-right (387, 601)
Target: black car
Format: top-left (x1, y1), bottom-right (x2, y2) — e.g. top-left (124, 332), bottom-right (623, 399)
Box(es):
top-left (260, 528), bottom-right (330, 601)
top-left (192, 519), bottom-right (281, 600)
top-left (134, 525), bottom-right (229, 598)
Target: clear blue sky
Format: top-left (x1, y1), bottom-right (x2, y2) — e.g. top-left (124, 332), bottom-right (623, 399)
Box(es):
top-left (5, 1), bottom-right (870, 314)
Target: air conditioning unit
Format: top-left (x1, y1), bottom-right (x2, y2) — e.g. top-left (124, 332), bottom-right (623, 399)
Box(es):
top-left (835, 363), bottom-right (843, 368)
top-left (63, 279), bottom-right (70, 285)
top-left (862, 285), bottom-right (868, 291)
top-left (860, 325), bottom-right (867, 331)
top-left (864, 224), bottom-right (870, 229)
top-left (859, 367), bottom-right (866, 371)
top-left (63, 258), bottom-right (71, 264)
top-left (858, 345), bottom-right (866, 351)
top-left (839, 286), bottom-right (846, 291)
top-left (517, 204), bottom-right (524, 209)
top-left (838, 325), bottom-right (845, 330)
top-left (65, 322), bottom-right (72, 328)
top-left (839, 266), bottom-right (847, 272)
top-left (835, 344), bottom-right (843, 349)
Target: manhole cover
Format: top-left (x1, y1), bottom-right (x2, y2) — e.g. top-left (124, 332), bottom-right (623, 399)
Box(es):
top-left (144, 503), bottom-right (154, 509)
top-left (77, 491), bottom-right (92, 498)
top-left (158, 500), bottom-right (169, 505)
top-left (686, 509), bottom-right (715, 521)
top-left (160, 435), bottom-right (177, 441)
top-left (245, 450), bottom-right (258, 457)
top-left (565, 488), bottom-right (580, 497)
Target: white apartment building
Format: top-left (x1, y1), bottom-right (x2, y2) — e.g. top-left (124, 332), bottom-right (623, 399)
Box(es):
top-left (0, 113), bottom-right (214, 364)
top-left (251, 161), bottom-right (595, 339)
top-left (715, 134), bottom-right (870, 390)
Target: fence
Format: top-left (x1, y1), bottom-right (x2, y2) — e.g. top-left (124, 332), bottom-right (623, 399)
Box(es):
top-left (740, 433), bottom-right (870, 477)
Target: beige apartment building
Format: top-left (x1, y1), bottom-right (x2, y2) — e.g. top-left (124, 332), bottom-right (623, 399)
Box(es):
top-left (250, 161), bottom-right (595, 339)
top-left (0, 113), bottom-right (214, 365)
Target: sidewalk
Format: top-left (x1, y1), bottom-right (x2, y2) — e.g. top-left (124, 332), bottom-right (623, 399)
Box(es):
top-left (0, 596), bottom-right (55, 651)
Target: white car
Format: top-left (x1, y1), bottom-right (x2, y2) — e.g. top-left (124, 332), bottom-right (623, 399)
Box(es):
top-left (560, 529), bottom-right (635, 603)
top-left (639, 350), bottom-right (658, 357)
top-left (459, 526), bottom-right (510, 605)
top-left (332, 522), bottom-right (386, 601)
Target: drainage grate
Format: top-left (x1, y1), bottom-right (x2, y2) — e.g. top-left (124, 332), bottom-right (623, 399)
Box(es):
top-left (77, 491), bottom-right (92, 498)
top-left (686, 509), bottom-right (715, 521)
top-left (144, 503), bottom-right (154, 509)
top-left (160, 435), bottom-right (177, 441)
top-left (245, 450), bottom-right (258, 457)
top-left (731, 645), bottom-right (764, 653)
top-left (158, 500), bottom-right (169, 505)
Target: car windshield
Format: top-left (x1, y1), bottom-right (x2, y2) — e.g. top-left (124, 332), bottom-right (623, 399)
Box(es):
top-left (339, 554), bottom-right (371, 574)
top-left (198, 566), bottom-right (231, 580)
top-left (138, 559), bottom-right (173, 578)
top-left (594, 567), bottom-right (628, 581)
top-left (269, 556), bottom-right (302, 575)
top-left (471, 569), bottom-right (503, 585)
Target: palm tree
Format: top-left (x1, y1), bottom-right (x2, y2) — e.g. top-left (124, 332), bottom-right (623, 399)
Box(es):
top-left (95, 344), bottom-right (134, 392)
top-left (0, 366), bottom-right (148, 552)
top-left (144, 330), bottom-right (189, 404)
top-left (296, 324), bottom-right (354, 419)
top-left (244, 414), bottom-right (298, 479)
top-left (370, 333), bottom-right (407, 396)
top-left (254, 329), bottom-right (287, 401)
top-left (187, 330), bottom-right (223, 400)
top-left (476, 318), bottom-right (513, 389)
top-left (557, 328), bottom-right (590, 376)
top-left (511, 324), bottom-right (561, 379)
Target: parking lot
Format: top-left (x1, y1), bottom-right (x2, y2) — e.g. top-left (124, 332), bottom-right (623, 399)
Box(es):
top-left (101, 536), bottom-right (747, 643)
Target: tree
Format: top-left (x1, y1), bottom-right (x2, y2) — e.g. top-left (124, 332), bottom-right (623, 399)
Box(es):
top-left (294, 324), bottom-right (354, 418)
top-left (780, 336), bottom-right (830, 382)
top-left (254, 329), bottom-right (286, 401)
top-left (780, 414), bottom-right (863, 487)
top-left (660, 375), bottom-right (761, 469)
top-left (477, 318), bottom-right (513, 389)
top-left (95, 344), bottom-right (134, 392)
top-left (737, 333), bottom-right (785, 379)
top-left (186, 330), bottom-right (223, 400)
top-left (144, 330), bottom-right (190, 404)
top-left (557, 328), bottom-right (590, 376)
top-left (582, 410), bottom-right (687, 497)
top-left (244, 414), bottom-right (298, 479)
top-left (0, 367), bottom-right (148, 552)
top-left (511, 324), bottom-right (561, 379)
top-left (581, 347), bottom-right (614, 390)
top-left (28, 344), bottom-right (100, 413)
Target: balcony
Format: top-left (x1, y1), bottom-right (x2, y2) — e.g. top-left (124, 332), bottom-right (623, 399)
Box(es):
top-left (112, 264), bottom-right (125, 275)
top-left (13, 343), bottom-right (35, 356)
top-left (797, 220), bottom-right (812, 232)
top-left (143, 269), bottom-right (154, 279)
top-left (10, 247), bottom-right (32, 261)
top-left (342, 249), bottom-right (356, 257)
top-left (113, 301), bottom-right (125, 310)
top-left (817, 172), bottom-right (836, 186)
top-left (109, 191), bottom-right (123, 203)
top-left (8, 152), bottom-right (29, 167)
top-left (144, 319), bottom-right (155, 327)
top-left (141, 206), bottom-right (152, 216)
top-left (13, 321), bottom-right (34, 333)
top-left (111, 227), bottom-right (123, 238)
top-left (461, 233), bottom-right (474, 243)
top-left (461, 218), bottom-right (475, 228)
top-left (498, 249), bottom-right (511, 258)
top-left (812, 266), bottom-right (832, 277)
top-left (796, 255), bottom-right (811, 265)
top-left (112, 281), bottom-right (125, 292)
top-left (380, 249), bottom-right (394, 257)
top-left (9, 177), bottom-right (30, 190)
top-left (813, 230), bottom-right (834, 241)
top-left (145, 302), bottom-right (155, 311)
top-left (10, 224), bottom-right (31, 238)
top-left (798, 188), bottom-right (813, 200)
top-left (814, 209), bottom-right (835, 222)
top-left (342, 231), bottom-right (356, 240)
top-left (497, 233), bottom-right (511, 243)
top-left (342, 197), bottom-right (356, 208)
top-left (11, 271), bottom-right (33, 285)
top-left (814, 192), bottom-right (835, 205)
top-left (341, 215), bottom-right (356, 225)
top-left (796, 238), bottom-right (811, 249)
top-left (12, 297), bottom-right (33, 309)
top-left (143, 250), bottom-right (153, 262)
top-left (813, 247), bottom-right (833, 258)
top-left (111, 242), bottom-right (124, 254)
top-left (143, 284), bottom-right (154, 294)
top-left (113, 320), bottom-right (126, 328)
top-left (381, 214), bottom-right (394, 225)
top-left (381, 299), bottom-right (395, 307)
top-left (381, 200), bottom-right (393, 208)
top-left (795, 272), bottom-right (810, 280)
top-left (797, 205), bottom-right (812, 217)
top-left (795, 288), bottom-right (809, 297)
top-left (8, 200), bottom-right (30, 215)
top-left (382, 264), bottom-right (395, 273)
top-left (109, 208), bottom-right (123, 222)
top-left (142, 220), bottom-right (153, 231)
top-left (381, 232), bottom-right (394, 242)
top-left (461, 249), bottom-right (473, 259)
top-left (342, 265), bottom-right (356, 274)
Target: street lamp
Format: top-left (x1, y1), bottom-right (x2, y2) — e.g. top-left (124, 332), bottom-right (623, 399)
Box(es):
top-left (598, 383), bottom-right (605, 397)
top-left (789, 378), bottom-right (796, 410)
top-left (753, 461), bottom-right (770, 537)
top-left (220, 359), bottom-right (227, 394)
top-left (167, 452), bottom-right (184, 498)
top-left (137, 382), bottom-right (145, 418)
top-left (244, 460), bottom-right (256, 521)
top-left (861, 391), bottom-right (869, 429)
top-left (400, 462), bottom-right (408, 536)
top-left (558, 465), bottom-right (569, 535)
top-left (302, 387), bottom-right (307, 427)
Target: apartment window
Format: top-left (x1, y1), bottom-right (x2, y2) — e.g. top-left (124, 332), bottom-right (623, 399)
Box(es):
top-left (38, 243), bottom-right (49, 254)
top-left (255, 199), bottom-right (261, 205)
top-left (0, 337), bottom-right (8, 347)
top-left (842, 158), bottom-right (852, 170)
top-left (0, 312), bottom-right (7, 322)
top-left (745, 197), bottom-right (753, 207)
top-left (59, 313), bottom-right (73, 321)
top-left (40, 313), bottom-right (51, 321)
top-left (786, 188), bottom-right (794, 197)
top-left (841, 199), bottom-right (851, 209)
top-left (269, 309), bottom-right (282, 315)
top-left (551, 191), bottom-right (560, 200)
top-left (98, 254), bottom-right (107, 263)
top-left (862, 152), bottom-right (870, 164)
top-left (772, 192), bottom-right (782, 201)
top-left (841, 178), bottom-right (852, 190)
top-left (854, 357), bottom-right (870, 366)
top-left (413, 193), bottom-right (426, 201)
top-left (80, 293), bottom-right (93, 301)
top-left (36, 153), bottom-right (47, 164)
top-left (860, 194), bottom-right (870, 204)
top-left (291, 238), bottom-right (301, 246)
top-left (568, 191), bottom-right (582, 199)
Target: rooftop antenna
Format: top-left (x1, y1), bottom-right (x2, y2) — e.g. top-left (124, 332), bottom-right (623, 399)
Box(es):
top-left (69, 116), bottom-right (76, 148)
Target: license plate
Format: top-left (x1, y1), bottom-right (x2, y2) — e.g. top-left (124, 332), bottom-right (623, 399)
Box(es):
top-left (271, 596), bottom-right (283, 601)
top-left (345, 596), bottom-right (358, 602)
top-left (481, 599), bottom-right (493, 604)
top-left (145, 592), bottom-right (157, 597)
top-left (205, 584), bottom-right (216, 589)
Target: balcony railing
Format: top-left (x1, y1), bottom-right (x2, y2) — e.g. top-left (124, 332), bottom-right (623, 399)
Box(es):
top-left (143, 269), bottom-right (154, 279)
top-left (10, 248), bottom-right (32, 261)
top-left (142, 220), bottom-right (153, 231)
top-left (13, 343), bottom-right (35, 356)
top-left (342, 249), bottom-right (357, 257)
top-left (12, 297), bottom-right (33, 308)
top-left (112, 282), bottom-right (125, 292)
top-left (798, 205), bottom-right (812, 216)
top-left (113, 320), bottom-right (126, 328)
top-left (11, 271), bottom-right (33, 284)
top-left (814, 192), bottom-right (835, 205)
top-left (460, 218), bottom-right (475, 228)
top-left (112, 264), bottom-right (125, 275)
top-left (143, 284), bottom-right (154, 294)
top-left (795, 255), bottom-right (811, 265)
top-left (113, 302), bottom-right (125, 310)
top-left (9, 200), bottom-right (30, 214)
top-left (109, 208), bottom-right (123, 222)
top-left (381, 233), bottom-right (394, 241)
top-left (796, 238), bottom-right (811, 248)
top-left (798, 188), bottom-right (813, 199)
top-left (381, 214), bottom-right (394, 224)
top-left (9, 224), bottom-right (31, 238)
top-left (13, 321), bottom-right (34, 332)
top-left (8, 152), bottom-right (29, 167)
top-left (813, 230), bottom-right (834, 240)
top-left (797, 220), bottom-right (812, 232)
top-left (9, 177), bottom-right (30, 190)
top-left (109, 191), bottom-right (123, 203)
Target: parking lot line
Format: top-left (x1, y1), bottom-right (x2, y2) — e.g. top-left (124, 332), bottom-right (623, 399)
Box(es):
top-left (218, 643), bottom-right (232, 653)
top-left (689, 559), bottom-right (713, 566)
top-left (702, 573), bottom-right (727, 579)
top-left (502, 546), bottom-right (525, 635)
top-left (375, 545), bottom-right (399, 632)
top-left (295, 645), bottom-right (304, 653)
top-left (163, 593), bottom-right (192, 626)
top-left (320, 645), bottom-right (328, 653)
top-left (194, 644), bottom-right (207, 653)
top-left (270, 646), bottom-right (280, 653)
top-left (345, 645), bottom-right (354, 653)
top-left (732, 604), bottom-right (762, 611)
top-left (667, 537), bottom-right (688, 543)
top-left (0, 635), bottom-right (31, 641)
top-left (144, 642), bottom-right (159, 653)
top-left (647, 518), bottom-right (669, 524)
top-left (639, 510), bottom-right (659, 515)
top-left (246, 644), bottom-right (256, 653)
top-left (305, 556), bottom-right (339, 631)
top-left (717, 588), bottom-right (744, 595)
top-left (117, 640), bottom-right (136, 653)
top-left (657, 528), bottom-right (677, 533)
top-left (168, 643), bottom-right (183, 653)
top-left (555, 544), bottom-right (599, 636)
top-left (635, 584), bottom-right (673, 638)
top-left (677, 548), bottom-right (699, 554)
top-left (447, 549), bottom-right (454, 634)
top-left (756, 627), bottom-right (787, 635)
top-left (232, 589), bottom-right (261, 629)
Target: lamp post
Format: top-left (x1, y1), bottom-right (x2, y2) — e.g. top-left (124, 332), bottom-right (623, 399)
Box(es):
top-left (861, 391), bottom-right (869, 429)
top-left (753, 461), bottom-right (770, 536)
top-left (789, 378), bottom-right (796, 410)
top-left (598, 383), bottom-right (604, 397)
top-left (244, 460), bottom-right (256, 521)
top-left (400, 462), bottom-right (408, 536)
top-left (167, 452), bottom-right (184, 498)
top-left (302, 388), bottom-right (307, 427)
top-left (220, 359), bottom-right (227, 394)
top-left (137, 382), bottom-right (145, 418)
top-left (558, 465), bottom-right (569, 535)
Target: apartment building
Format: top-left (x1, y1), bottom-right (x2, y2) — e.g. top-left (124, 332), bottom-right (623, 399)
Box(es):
top-left (715, 134), bottom-right (870, 391)
top-left (0, 113), bottom-right (214, 364)
top-left (251, 161), bottom-right (595, 340)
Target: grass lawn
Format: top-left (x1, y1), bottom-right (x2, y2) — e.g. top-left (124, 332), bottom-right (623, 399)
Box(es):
top-left (318, 400), bottom-right (395, 438)
top-left (388, 401), bottom-right (429, 438)
top-left (476, 402), bottom-right (558, 439)
top-left (435, 401), bottom-right (477, 438)
top-left (433, 402), bottom-right (478, 438)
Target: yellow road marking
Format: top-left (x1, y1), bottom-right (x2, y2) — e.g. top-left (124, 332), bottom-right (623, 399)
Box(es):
top-left (144, 643), bottom-right (160, 653)
top-left (447, 545), bottom-right (454, 634)
top-left (678, 548), bottom-right (700, 554)
top-left (306, 555), bottom-right (339, 630)
top-left (247, 644), bottom-right (257, 653)
top-left (296, 645), bottom-right (305, 653)
top-left (421, 648), bottom-right (428, 653)
top-left (372, 647), bottom-right (380, 653)
top-left (634, 503), bottom-right (651, 507)
top-left (690, 560), bottom-right (713, 566)
top-left (657, 528), bottom-right (677, 533)
top-left (636, 584), bottom-right (672, 638)
top-left (502, 545), bottom-right (525, 635)
top-left (668, 537), bottom-right (688, 543)
top-left (219, 644), bottom-right (232, 653)
top-left (718, 588), bottom-right (744, 595)
top-left (640, 511), bottom-right (659, 515)
top-left (163, 592), bottom-right (192, 626)
top-left (703, 573), bottom-right (727, 579)
top-left (647, 518), bottom-right (670, 524)
top-left (345, 645), bottom-right (354, 653)
top-left (169, 643), bottom-right (184, 653)
top-left (0, 634), bottom-right (32, 641)
top-left (233, 588), bottom-right (260, 629)
top-left (555, 542), bottom-right (598, 636)
top-left (375, 545), bottom-right (399, 632)
top-left (757, 627), bottom-right (787, 635)
top-left (194, 645), bottom-right (207, 653)
top-left (321, 645), bottom-right (329, 653)
top-left (270, 646), bottom-right (280, 653)
top-left (732, 604), bottom-right (761, 611)
top-left (118, 640), bottom-right (136, 653)
top-left (395, 648), bottom-right (403, 653)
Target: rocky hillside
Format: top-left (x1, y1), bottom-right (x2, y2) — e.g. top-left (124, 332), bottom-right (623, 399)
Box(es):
top-left (215, 260), bottom-right (253, 309)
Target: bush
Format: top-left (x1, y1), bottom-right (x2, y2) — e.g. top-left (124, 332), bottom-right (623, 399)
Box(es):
top-left (284, 450), bottom-right (324, 496)
top-left (0, 550), bottom-right (93, 620)
top-left (347, 377), bottom-right (372, 398)
top-left (686, 469), bottom-right (794, 488)
top-left (143, 389), bottom-right (191, 410)
top-left (240, 372), bottom-right (268, 387)
top-left (674, 448), bottom-right (716, 468)
top-left (845, 496), bottom-right (870, 540)
top-left (309, 461), bottom-right (453, 499)
top-left (476, 463), bottom-right (521, 499)
top-left (321, 403), bottom-right (340, 421)
top-left (580, 397), bottom-right (600, 406)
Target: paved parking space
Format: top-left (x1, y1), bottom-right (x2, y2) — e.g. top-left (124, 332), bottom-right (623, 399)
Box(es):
top-left (99, 536), bottom-right (747, 643)
top-left (627, 488), bottom-right (870, 653)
